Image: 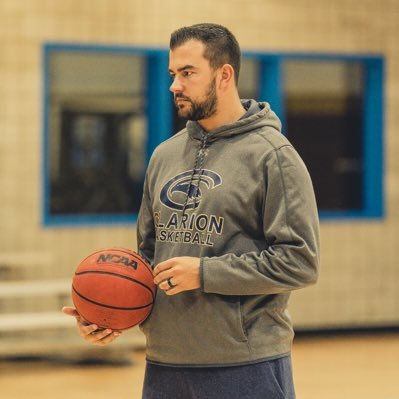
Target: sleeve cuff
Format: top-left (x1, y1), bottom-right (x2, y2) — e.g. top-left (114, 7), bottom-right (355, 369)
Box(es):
top-left (200, 257), bottom-right (205, 292)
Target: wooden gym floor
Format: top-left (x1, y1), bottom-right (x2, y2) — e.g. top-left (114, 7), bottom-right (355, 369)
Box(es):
top-left (0, 331), bottom-right (398, 399)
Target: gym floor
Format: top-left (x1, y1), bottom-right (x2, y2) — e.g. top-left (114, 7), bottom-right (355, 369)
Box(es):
top-left (1, 332), bottom-right (398, 399)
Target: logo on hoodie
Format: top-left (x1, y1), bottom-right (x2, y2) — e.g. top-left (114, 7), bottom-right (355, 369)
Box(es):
top-left (160, 169), bottom-right (222, 211)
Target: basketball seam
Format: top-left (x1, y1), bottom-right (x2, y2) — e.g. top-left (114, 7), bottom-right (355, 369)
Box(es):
top-left (74, 270), bottom-right (155, 299)
top-left (88, 313), bottom-right (150, 331)
top-left (72, 285), bottom-right (153, 311)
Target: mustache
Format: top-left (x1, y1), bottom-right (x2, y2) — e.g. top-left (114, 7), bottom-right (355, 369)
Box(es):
top-left (174, 94), bottom-right (191, 102)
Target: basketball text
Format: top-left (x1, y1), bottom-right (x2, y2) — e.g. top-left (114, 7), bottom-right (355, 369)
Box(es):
top-left (97, 254), bottom-right (138, 270)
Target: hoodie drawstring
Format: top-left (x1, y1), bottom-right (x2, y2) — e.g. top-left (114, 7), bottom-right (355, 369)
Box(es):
top-left (180, 134), bottom-right (208, 225)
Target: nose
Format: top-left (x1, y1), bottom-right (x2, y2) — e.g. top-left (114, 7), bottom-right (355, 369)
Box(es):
top-left (170, 76), bottom-right (183, 94)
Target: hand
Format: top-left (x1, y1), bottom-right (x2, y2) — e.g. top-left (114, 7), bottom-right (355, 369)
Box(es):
top-left (153, 256), bottom-right (201, 296)
top-left (62, 306), bottom-right (122, 346)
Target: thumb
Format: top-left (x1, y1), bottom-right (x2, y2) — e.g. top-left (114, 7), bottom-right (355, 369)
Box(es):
top-left (62, 306), bottom-right (80, 318)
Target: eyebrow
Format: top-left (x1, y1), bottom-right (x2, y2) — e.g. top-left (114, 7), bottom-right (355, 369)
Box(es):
top-left (168, 65), bottom-right (196, 74)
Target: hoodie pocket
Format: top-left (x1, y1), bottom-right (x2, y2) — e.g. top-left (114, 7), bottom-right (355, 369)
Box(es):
top-left (140, 290), bottom-right (251, 362)
top-left (140, 292), bottom-right (248, 341)
top-left (219, 295), bottom-right (248, 343)
top-left (236, 296), bottom-right (248, 342)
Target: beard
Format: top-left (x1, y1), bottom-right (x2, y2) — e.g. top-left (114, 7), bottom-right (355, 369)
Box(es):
top-left (174, 77), bottom-right (217, 121)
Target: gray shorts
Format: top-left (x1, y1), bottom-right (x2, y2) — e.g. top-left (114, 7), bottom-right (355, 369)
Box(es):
top-left (142, 355), bottom-right (295, 399)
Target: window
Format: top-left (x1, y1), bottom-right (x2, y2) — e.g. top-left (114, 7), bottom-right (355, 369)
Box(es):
top-left (43, 45), bottom-right (171, 225)
top-left (238, 58), bottom-right (260, 100)
top-left (43, 45), bottom-right (384, 225)
top-left (284, 60), bottom-right (364, 211)
top-left (241, 53), bottom-right (384, 219)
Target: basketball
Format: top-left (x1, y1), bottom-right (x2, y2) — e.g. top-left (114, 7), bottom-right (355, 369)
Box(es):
top-left (72, 248), bottom-right (155, 330)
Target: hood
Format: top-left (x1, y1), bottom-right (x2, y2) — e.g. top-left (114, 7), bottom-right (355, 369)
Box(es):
top-left (178, 99), bottom-right (282, 222)
top-left (186, 100), bottom-right (282, 142)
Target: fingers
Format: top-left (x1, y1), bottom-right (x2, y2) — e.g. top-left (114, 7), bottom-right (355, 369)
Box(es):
top-left (62, 306), bottom-right (87, 324)
top-left (158, 279), bottom-right (171, 291)
top-left (154, 271), bottom-right (176, 287)
top-left (153, 257), bottom-right (200, 296)
top-left (153, 258), bottom-right (181, 287)
top-left (62, 306), bottom-right (80, 318)
top-left (62, 306), bottom-right (122, 346)
top-left (153, 259), bottom-right (174, 280)
top-left (157, 276), bottom-right (179, 292)
top-left (154, 266), bottom-right (179, 295)
top-left (163, 284), bottom-right (180, 296)
top-left (79, 324), bottom-right (122, 346)
top-left (156, 273), bottom-right (185, 296)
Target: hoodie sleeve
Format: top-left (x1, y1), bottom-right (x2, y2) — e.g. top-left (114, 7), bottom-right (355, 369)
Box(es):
top-left (137, 172), bottom-right (155, 267)
top-left (201, 144), bottom-right (320, 296)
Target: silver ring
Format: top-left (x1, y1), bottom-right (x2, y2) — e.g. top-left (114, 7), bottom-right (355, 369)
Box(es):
top-left (167, 277), bottom-right (176, 289)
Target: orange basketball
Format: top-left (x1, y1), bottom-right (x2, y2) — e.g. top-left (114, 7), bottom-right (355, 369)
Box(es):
top-left (72, 248), bottom-right (155, 330)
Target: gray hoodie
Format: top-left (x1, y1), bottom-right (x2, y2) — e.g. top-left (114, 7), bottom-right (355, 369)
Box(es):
top-left (137, 100), bottom-right (320, 367)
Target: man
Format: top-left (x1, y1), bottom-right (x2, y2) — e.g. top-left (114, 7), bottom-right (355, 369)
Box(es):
top-left (64, 23), bottom-right (320, 398)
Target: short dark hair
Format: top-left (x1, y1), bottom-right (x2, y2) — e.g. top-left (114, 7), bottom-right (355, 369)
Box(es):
top-left (170, 23), bottom-right (241, 84)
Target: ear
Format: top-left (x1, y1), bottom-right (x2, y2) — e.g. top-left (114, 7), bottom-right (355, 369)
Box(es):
top-left (218, 64), bottom-right (235, 90)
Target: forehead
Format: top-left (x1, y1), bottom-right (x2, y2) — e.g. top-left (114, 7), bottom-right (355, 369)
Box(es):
top-left (169, 40), bottom-right (209, 70)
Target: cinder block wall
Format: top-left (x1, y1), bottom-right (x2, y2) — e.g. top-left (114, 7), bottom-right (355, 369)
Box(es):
top-left (0, 0), bottom-right (398, 329)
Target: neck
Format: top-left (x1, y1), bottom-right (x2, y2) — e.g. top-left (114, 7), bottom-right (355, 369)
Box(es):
top-left (198, 95), bottom-right (246, 132)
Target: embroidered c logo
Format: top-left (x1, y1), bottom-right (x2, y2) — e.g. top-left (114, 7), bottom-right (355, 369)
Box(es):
top-left (160, 169), bottom-right (222, 211)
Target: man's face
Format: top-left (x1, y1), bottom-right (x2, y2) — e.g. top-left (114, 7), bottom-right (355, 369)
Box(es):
top-left (169, 40), bottom-right (218, 121)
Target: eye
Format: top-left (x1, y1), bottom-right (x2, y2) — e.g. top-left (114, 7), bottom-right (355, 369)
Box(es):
top-left (182, 70), bottom-right (193, 77)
